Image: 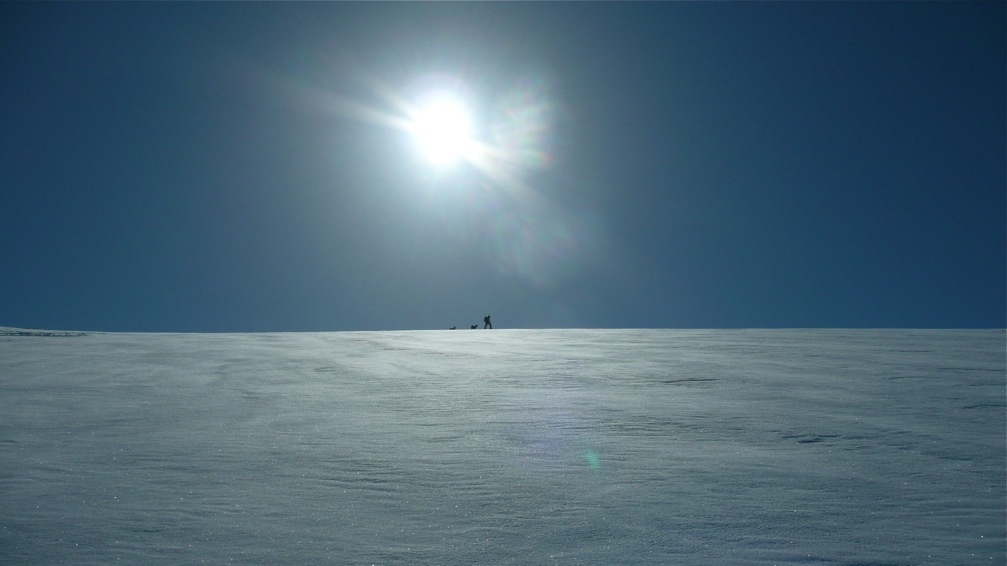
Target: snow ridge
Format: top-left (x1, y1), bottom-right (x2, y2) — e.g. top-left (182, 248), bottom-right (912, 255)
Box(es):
top-left (0, 327), bottom-right (88, 337)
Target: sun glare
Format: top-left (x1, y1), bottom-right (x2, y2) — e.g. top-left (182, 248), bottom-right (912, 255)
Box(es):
top-left (411, 94), bottom-right (473, 165)
top-left (313, 67), bottom-right (581, 288)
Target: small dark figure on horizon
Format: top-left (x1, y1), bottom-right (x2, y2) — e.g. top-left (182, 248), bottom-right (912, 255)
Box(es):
top-left (471, 325), bottom-right (478, 329)
top-left (484, 315), bottom-right (492, 329)
top-left (449, 326), bottom-right (456, 330)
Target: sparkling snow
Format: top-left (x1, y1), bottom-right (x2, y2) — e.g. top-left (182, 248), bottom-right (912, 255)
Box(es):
top-left (1, 328), bottom-right (1003, 564)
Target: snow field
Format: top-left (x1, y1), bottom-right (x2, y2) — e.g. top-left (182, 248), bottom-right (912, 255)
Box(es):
top-left (1, 329), bottom-right (1004, 564)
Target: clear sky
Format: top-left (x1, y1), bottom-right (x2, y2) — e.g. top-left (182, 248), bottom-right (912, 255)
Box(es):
top-left (3, 2), bottom-right (1004, 332)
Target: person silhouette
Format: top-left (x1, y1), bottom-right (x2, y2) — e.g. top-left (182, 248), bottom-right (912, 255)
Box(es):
top-left (483, 315), bottom-right (492, 329)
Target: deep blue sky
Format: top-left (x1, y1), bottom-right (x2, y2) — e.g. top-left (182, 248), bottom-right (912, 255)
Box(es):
top-left (3, 2), bottom-right (1004, 332)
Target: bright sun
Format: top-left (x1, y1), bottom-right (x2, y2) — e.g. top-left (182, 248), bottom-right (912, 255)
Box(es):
top-left (411, 94), bottom-right (473, 165)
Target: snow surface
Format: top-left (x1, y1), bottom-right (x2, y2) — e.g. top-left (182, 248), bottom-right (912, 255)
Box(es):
top-left (1, 328), bottom-right (1003, 565)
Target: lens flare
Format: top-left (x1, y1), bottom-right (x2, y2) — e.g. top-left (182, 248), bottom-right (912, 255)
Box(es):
top-left (491, 74), bottom-right (556, 171)
top-left (484, 203), bottom-right (584, 289)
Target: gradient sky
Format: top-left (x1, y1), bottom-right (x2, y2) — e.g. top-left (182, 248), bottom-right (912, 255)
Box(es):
top-left (3, 2), bottom-right (1004, 332)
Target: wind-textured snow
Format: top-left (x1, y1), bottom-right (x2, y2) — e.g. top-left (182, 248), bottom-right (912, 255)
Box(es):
top-left (1, 328), bottom-right (1003, 565)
